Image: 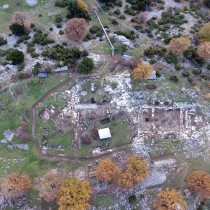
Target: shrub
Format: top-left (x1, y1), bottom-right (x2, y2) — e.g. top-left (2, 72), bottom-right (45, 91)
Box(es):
top-left (32, 31), bottom-right (54, 45)
top-left (129, 195), bottom-right (137, 205)
top-left (9, 23), bottom-right (25, 36)
top-left (77, 57), bottom-right (94, 74)
top-left (59, 30), bottom-right (64, 35)
top-left (156, 70), bottom-right (161, 77)
top-left (188, 77), bottom-right (194, 83)
top-left (55, 0), bottom-right (70, 7)
top-left (170, 75), bottom-right (179, 82)
top-left (182, 71), bottom-right (190, 77)
top-left (207, 64), bottom-right (210, 70)
top-left (0, 36), bottom-right (7, 46)
top-left (114, 30), bottom-right (136, 40)
top-left (6, 49), bottom-right (24, 64)
top-left (192, 69), bottom-right (202, 75)
top-left (164, 52), bottom-right (179, 64)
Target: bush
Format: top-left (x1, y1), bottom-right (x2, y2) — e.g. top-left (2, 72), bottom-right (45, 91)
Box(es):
top-left (156, 70), bottom-right (161, 77)
top-left (129, 195), bottom-right (137, 205)
top-left (182, 71), bottom-right (190, 77)
top-left (207, 64), bottom-right (210, 70)
top-left (114, 30), bottom-right (136, 40)
top-left (6, 49), bottom-right (24, 65)
top-left (188, 77), bottom-right (194, 83)
top-left (59, 30), bottom-right (64, 35)
top-left (32, 31), bottom-right (54, 45)
top-left (77, 57), bottom-right (94, 74)
top-left (164, 52), bottom-right (179, 64)
top-left (0, 36), bottom-right (7, 46)
top-left (9, 23), bottom-right (25, 36)
top-left (42, 45), bottom-right (82, 66)
top-left (192, 69), bottom-right (202, 75)
top-left (170, 75), bottom-right (179, 82)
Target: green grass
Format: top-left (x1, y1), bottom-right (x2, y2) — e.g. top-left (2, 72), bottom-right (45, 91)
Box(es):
top-left (0, 0), bottom-right (64, 33)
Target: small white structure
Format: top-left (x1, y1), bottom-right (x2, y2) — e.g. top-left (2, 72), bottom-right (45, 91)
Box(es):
top-left (98, 128), bottom-right (111, 139)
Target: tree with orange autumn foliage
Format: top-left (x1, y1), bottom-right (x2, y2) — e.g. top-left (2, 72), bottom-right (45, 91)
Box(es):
top-left (57, 178), bottom-right (92, 210)
top-left (196, 42), bottom-right (210, 60)
top-left (168, 37), bottom-right (191, 55)
top-left (65, 18), bottom-right (87, 43)
top-left (118, 155), bottom-right (148, 189)
top-left (153, 189), bottom-right (187, 210)
top-left (39, 171), bottom-right (63, 202)
top-left (127, 155), bottom-right (148, 183)
top-left (131, 62), bottom-right (153, 80)
top-left (1, 172), bottom-right (32, 200)
top-left (187, 171), bottom-right (210, 198)
top-left (118, 169), bottom-right (135, 189)
top-left (96, 159), bottom-right (116, 182)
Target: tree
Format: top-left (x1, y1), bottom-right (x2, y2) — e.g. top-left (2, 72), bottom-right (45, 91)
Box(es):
top-left (133, 12), bottom-right (147, 25)
top-left (168, 37), bottom-right (191, 55)
top-left (77, 57), bottom-right (94, 74)
top-left (39, 171), bottom-right (63, 202)
top-left (198, 22), bottom-right (210, 42)
top-left (1, 172), bottom-right (32, 200)
top-left (57, 178), bottom-right (92, 210)
top-left (65, 18), bottom-right (87, 43)
top-left (118, 155), bottom-right (148, 189)
top-left (9, 12), bottom-right (31, 36)
top-left (153, 189), bottom-right (187, 210)
top-left (187, 171), bottom-right (210, 198)
top-left (67, 1), bottom-right (91, 20)
top-left (126, 155), bottom-right (148, 183)
top-left (95, 159), bottom-right (116, 182)
top-left (77, 0), bottom-right (88, 11)
top-left (118, 169), bottom-right (135, 189)
top-left (131, 62), bottom-right (153, 80)
top-left (6, 49), bottom-right (24, 65)
top-left (196, 42), bottom-right (210, 60)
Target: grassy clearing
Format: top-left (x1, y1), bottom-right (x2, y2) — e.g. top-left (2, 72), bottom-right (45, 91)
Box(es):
top-left (0, 0), bottom-right (67, 34)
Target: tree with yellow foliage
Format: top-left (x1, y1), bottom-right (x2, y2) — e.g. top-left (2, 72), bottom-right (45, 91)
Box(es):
top-left (198, 22), bottom-right (210, 42)
top-left (131, 62), bottom-right (153, 80)
top-left (153, 189), bottom-right (187, 210)
top-left (118, 155), bottom-right (148, 189)
top-left (1, 172), bottom-right (32, 200)
top-left (95, 159), bottom-right (116, 182)
top-left (187, 171), bottom-right (210, 198)
top-left (196, 42), bottom-right (210, 60)
top-left (77, 0), bottom-right (88, 11)
top-left (118, 169), bottom-right (135, 189)
top-left (57, 178), bottom-right (92, 210)
top-left (127, 155), bottom-right (148, 183)
top-left (168, 37), bottom-right (191, 55)
top-left (39, 171), bottom-right (63, 202)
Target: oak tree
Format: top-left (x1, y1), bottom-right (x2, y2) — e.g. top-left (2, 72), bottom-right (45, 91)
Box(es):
top-left (131, 62), bottom-right (153, 80)
top-left (196, 42), bottom-right (210, 60)
top-left (65, 18), bottom-right (88, 43)
top-left (39, 171), bottom-right (63, 202)
top-left (187, 171), bottom-right (210, 198)
top-left (96, 159), bottom-right (116, 182)
top-left (153, 189), bottom-right (187, 210)
top-left (1, 172), bottom-right (32, 200)
top-left (168, 37), bottom-right (191, 55)
top-left (57, 178), bottom-right (92, 210)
